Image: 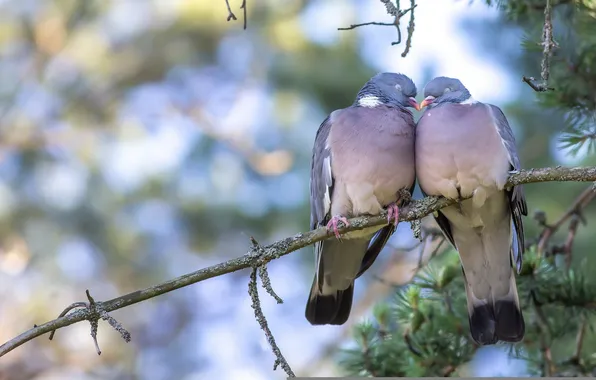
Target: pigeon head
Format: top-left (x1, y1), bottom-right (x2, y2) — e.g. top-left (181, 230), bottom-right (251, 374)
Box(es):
top-left (419, 76), bottom-right (472, 110)
top-left (355, 72), bottom-right (419, 110)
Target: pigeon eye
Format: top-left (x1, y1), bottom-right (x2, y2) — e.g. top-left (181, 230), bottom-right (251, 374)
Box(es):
top-left (443, 87), bottom-right (452, 94)
top-left (395, 84), bottom-right (402, 91)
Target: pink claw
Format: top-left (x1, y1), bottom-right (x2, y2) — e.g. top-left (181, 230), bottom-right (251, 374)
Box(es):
top-left (386, 203), bottom-right (400, 227)
top-left (326, 216), bottom-right (350, 239)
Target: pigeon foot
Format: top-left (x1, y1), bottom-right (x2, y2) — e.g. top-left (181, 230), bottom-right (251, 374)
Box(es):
top-left (386, 203), bottom-right (400, 227)
top-left (326, 215), bottom-right (350, 239)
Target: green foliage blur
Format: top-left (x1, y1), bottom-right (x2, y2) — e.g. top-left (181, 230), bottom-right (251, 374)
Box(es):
top-left (339, 248), bottom-right (596, 376)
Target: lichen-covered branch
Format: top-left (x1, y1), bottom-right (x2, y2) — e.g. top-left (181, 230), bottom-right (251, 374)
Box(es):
top-left (0, 166), bottom-right (595, 363)
top-left (522, 0), bottom-right (558, 92)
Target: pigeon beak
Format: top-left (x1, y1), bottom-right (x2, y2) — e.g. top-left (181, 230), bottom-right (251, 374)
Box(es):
top-left (419, 96), bottom-right (436, 110)
top-left (408, 97), bottom-right (420, 111)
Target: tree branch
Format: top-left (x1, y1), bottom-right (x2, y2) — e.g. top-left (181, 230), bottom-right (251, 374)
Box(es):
top-left (0, 166), bottom-right (595, 362)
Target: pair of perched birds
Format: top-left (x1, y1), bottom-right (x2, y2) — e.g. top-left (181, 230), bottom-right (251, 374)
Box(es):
top-left (305, 73), bottom-right (527, 346)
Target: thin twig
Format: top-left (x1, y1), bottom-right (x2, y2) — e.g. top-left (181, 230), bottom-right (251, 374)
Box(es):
top-left (537, 184), bottom-right (596, 255)
top-left (338, 0), bottom-right (417, 48)
top-left (571, 316), bottom-right (587, 364)
top-left (48, 302), bottom-right (87, 340)
top-left (338, 22), bottom-right (395, 31)
top-left (563, 214), bottom-right (581, 268)
top-left (240, 0), bottom-right (247, 30)
top-left (86, 290), bottom-right (101, 355)
top-left (248, 268), bottom-right (295, 377)
top-left (0, 166), bottom-right (595, 358)
top-left (401, 0), bottom-right (416, 56)
top-left (224, 0), bottom-right (237, 21)
top-left (522, 76), bottom-right (555, 92)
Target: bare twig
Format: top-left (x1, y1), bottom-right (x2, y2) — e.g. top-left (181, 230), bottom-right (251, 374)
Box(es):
top-left (248, 268), bottom-right (294, 377)
top-left (224, 0), bottom-right (247, 28)
top-left (48, 302), bottom-right (87, 340)
top-left (225, 0), bottom-right (238, 21)
top-left (86, 290), bottom-right (102, 355)
top-left (563, 214), bottom-right (581, 268)
top-left (240, 0), bottom-right (247, 30)
top-left (401, 0), bottom-right (416, 57)
top-left (1, 166), bottom-right (595, 359)
top-left (338, 0), bottom-right (417, 49)
top-left (571, 316), bottom-right (587, 364)
top-left (522, 76), bottom-right (555, 92)
top-left (536, 184), bottom-right (596, 255)
top-left (338, 21), bottom-right (396, 31)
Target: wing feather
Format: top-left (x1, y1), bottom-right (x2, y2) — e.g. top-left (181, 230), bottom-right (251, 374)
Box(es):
top-left (488, 104), bottom-right (527, 272)
top-left (310, 113), bottom-right (336, 290)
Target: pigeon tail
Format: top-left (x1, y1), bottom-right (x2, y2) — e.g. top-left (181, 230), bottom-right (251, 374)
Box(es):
top-left (457, 199), bottom-right (525, 345)
top-left (461, 226), bottom-right (525, 345)
top-left (305, 282), bottom-right (354, 325)
top-left (467, 278), bottom-right (525, 345)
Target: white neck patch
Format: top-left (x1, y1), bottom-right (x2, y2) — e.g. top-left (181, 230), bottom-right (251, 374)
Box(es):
top-left (460, 96), bottom-right (478, 105)
top-left (358, 95), bottom-right (382, 108)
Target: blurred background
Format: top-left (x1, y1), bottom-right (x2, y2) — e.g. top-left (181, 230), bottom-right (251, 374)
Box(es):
top-left (0, 0), bottom-right (594, 379)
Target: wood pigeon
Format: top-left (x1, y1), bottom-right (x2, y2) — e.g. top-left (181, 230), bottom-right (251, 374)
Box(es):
top-left (415, 76), bottom-right (528, 345)
top-left (306, 72), bottom-right (419, 326)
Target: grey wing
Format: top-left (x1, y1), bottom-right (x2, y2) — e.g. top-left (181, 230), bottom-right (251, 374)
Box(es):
top-left (310, 114), bottom-right (335, 288)
top-left (420, 188), bottom-right (456, 248)
top-left (310, 115), bottom-right (334, 230)
top-left (355, 180), bottom-right (417, 278)
top-left (489, 104), bottom-right (528, 272)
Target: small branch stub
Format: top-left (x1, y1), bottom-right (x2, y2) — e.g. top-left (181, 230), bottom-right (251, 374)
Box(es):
top-left (48, 290), bottom-right (131, 356)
